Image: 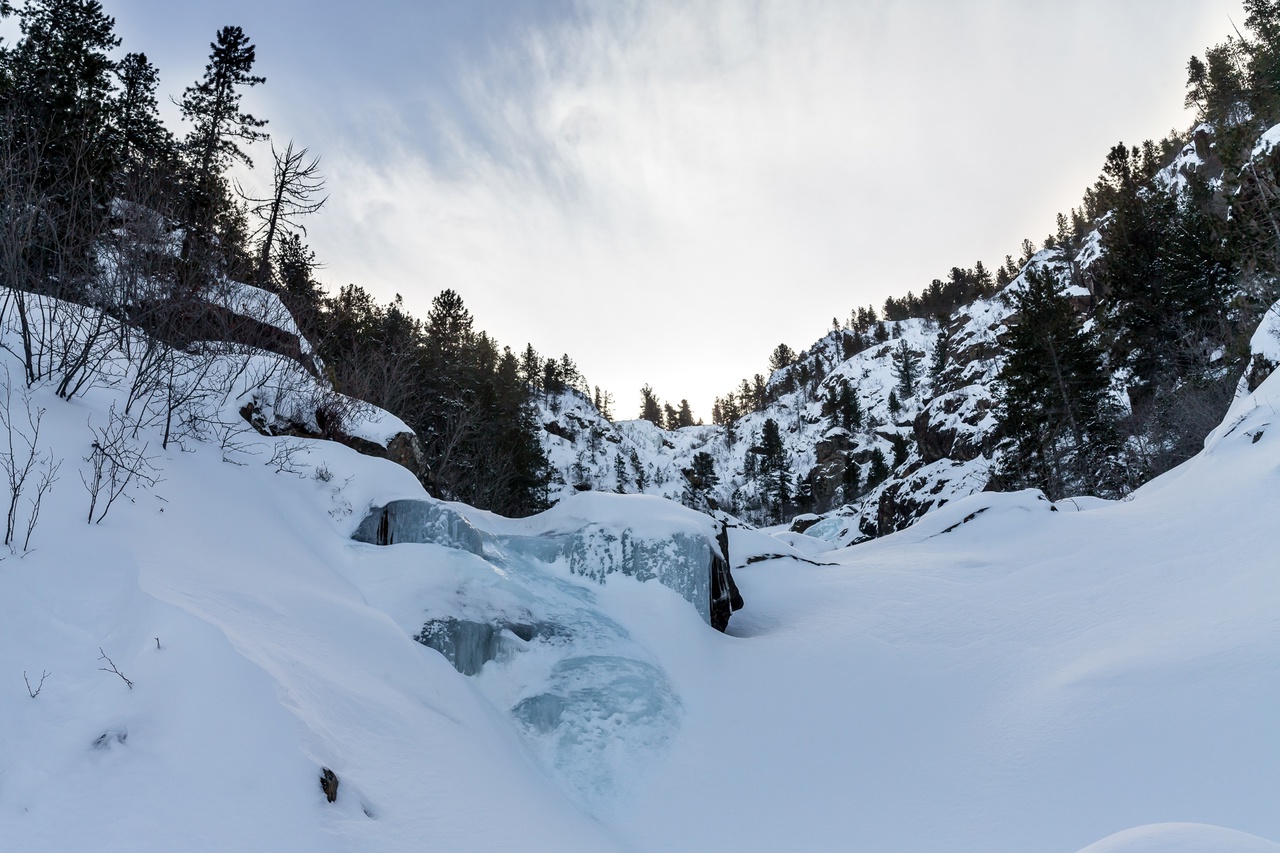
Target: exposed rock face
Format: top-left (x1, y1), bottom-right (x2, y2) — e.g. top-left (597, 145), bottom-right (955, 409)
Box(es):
top-left (875, 457), bottom-right (994, 537)
top-left (1247, 355), bottom-right (1276, 393)
top-left (384, 432), bottom-right (425, 475)
top-left (914, 387), bottom-right (999, 464)
top-left (712, 522), bottom-right (744, 632)
top-left (320, 768), bottom-right (339, 803)
top-left (238, 400), bottom-right (426, 480)
top-left (814, 428), bottom-right (851, 464)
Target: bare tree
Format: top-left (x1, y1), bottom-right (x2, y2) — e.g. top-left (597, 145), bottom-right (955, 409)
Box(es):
top-left (240, 141), bottom-right (326, 287)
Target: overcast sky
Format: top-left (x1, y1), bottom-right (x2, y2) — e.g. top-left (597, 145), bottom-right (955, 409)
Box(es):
top-left (104, 0), bottom-right (1243, 419)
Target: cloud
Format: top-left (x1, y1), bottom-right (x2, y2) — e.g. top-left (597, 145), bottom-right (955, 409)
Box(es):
top-left (301, 0), bottom-right (1242, 418)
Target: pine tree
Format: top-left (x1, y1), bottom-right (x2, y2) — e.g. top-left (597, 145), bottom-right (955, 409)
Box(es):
top-left (4, 0), bottom-right (120, 194)
top-left (759, 418), bottom-right (791, 522)
top-left (841, 455), bottom-right (861, 500)
top-left (639, 385), bottom-right (662, 425)
top-left (663, 402), bottom-right (679, 430)
top-left (675, 399), bottom-right (695, 429)
top-left (996, 266), bottom-right (1119, 500)
top-left (769, 343), bottom-right (796, 372)
top-left (929, 328), bottom-right (949, 390)
top-left (866, 448), bottom-right (889, 490)
top-left (630, 449), bottom-right (648, 492)
top-left (2, 0), bottom-right (120, 290)
top-left (613, 453), bottom-right (628, 494)
top-left (274, 232), bottom-right (321, 336)
top-left (889, 433), bottom-right (910, 470)
top-left (682, 451), bottom-right (719, 511)
top-left (112, 51), bottom-right (173, 183)
top-left (893, 339), bottom-right (919, 398)
top-left (179, 25), bottom-right (267, 231)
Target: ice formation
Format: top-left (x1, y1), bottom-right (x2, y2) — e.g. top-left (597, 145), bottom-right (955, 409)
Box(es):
top-left (351, 492), bottom-right (738, 803)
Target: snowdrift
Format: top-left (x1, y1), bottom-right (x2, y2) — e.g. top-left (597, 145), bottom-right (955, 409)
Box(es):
top-left (1, 293), bottom-right (1279, 851)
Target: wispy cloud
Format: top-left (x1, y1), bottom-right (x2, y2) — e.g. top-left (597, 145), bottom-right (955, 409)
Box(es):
top-left (302, 0), bottom-right (1241, 417)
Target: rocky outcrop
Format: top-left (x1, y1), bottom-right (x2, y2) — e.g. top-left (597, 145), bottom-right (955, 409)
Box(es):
top-left (1246, 355), bottom-right (1276, 393)
top-left (913, 387), bottom-right (999, 464)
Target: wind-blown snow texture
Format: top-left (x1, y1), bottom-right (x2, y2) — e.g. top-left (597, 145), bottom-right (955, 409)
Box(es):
top-left (1, 286), bottom-right (1279, 850)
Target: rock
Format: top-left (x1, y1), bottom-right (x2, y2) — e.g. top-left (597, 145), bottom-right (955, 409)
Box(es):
top-left (385, 432), bottom-right (425, 475)
top-left (544, 420), bottom-right (574, 441)
top-left (320, 768), bottom-right (339, 803)
top-left (789, 514), bottom-right (821, 534)
top-left (913, 388), bottom-right (998, 464)
top-left (814, 428), bottom-right (850, 464)
top-left (1247, 355), bottom-right (1277, 393)
top-left (712, 522), bottom-right (744, 632)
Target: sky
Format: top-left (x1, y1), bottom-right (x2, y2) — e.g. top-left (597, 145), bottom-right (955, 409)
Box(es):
top-left (99, 0), bottom-right (1244, 419)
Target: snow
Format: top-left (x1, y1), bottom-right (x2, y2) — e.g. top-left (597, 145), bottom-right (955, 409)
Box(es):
top-left (1, 318), bottom-right (1277, 850)
top-left (1248, 300), bottom-right (1280, 364)
top-left (1077, 824), bottom-right (1280, 853)
top-left (4, 272), bottom-right (1280, 850)
top-left (1156, 131), bottom-right (1208, 193)
top-left (203, 278), bottom-right (313, 356)
top-left (1251, 122), bottom-right (1280, 159)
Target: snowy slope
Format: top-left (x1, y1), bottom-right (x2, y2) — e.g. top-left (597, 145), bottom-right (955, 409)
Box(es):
top-left (3, 283), bottom-right (1280, 851)
top-left (611, 360), bottom-right (1280, 852)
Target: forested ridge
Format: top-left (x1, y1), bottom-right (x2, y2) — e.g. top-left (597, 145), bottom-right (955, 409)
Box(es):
top-left (5, 0), bottom-right (1280, 530)
top-left (0, 0), bottom-right (565, 516)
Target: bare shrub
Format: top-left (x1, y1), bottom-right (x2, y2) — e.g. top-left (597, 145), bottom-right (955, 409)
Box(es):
top-left (0, 373), bottom-right (61, 553)
top-left (81, 403), bottom-right (160, 524)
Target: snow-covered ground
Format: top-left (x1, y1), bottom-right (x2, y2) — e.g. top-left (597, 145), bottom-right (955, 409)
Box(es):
top-left (1, 288), bottom-right (1279, 852)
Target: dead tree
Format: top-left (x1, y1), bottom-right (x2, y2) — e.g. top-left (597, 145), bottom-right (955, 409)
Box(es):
top-left (241, 141), bottom-right (326, 288)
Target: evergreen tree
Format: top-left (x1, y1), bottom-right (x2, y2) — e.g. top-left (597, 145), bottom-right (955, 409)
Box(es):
top-left (112, 51), bottom-right (173, 183)
top-left (758, 418), bottom-right (791, 522)
top-left (3, 0), bottom-right (120, 195)
top-left (273, 232), bottom-right (321, 336)
top-left (613, 453), bottom-right (628, 494)
top-left (996, 266), bottom-right (1119, 500)
top-left (179, 26), bottom-right (267, 231)
top-left (630, 449), bottom-right (648, 492)
top-left (889, 433), bottom-right (910, 470)
top-left (769, 342), bottom-right (796, 372)
top-left (639, 384), bottom-right (662, 425)
top-left (893, 339), bottom-right (919, 397)
top-left (1096, 148), bottom-right (1232, 398)
top-left (663, 402), bottom-right (679, 430)
top-left (675, 399), bottom-right (695, 429)
top-left (2, 0), bottom-right (120, 291)
top-left (682, 451), bottom-right (719, 511)
top-left (929, 328), bottom-right (949, 390)
top-left (841, 455), bottom-right (861, 500)
top-left (866, 448), bottom-right (889, 490)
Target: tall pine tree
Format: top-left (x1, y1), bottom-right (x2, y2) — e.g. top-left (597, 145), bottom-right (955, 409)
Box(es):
top-left (996, 266), bottom-right (1119, 500)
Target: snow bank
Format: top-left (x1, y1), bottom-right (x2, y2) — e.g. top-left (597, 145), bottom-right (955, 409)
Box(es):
top-left (1076, 823), bottom-right (1280, 853)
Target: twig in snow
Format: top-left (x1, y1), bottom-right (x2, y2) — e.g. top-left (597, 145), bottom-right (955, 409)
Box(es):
top-left (24, 669), bottom-right (49, 698)
top-left (98, 648), bottom-right (133, 689)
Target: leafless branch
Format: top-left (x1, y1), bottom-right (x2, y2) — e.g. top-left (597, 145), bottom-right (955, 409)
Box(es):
top-left (97, 648), bottom-right (133, 689)
top-left (24, 669), bottom-right (49, 698)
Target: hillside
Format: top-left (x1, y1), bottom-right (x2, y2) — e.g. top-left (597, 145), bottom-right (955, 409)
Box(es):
top-left (2, 283), bottom-right (1278, 852)
top-left (535, 118), bottom-right (1268, 546)
top-left (5, 3), bottom-right (1280, 851)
